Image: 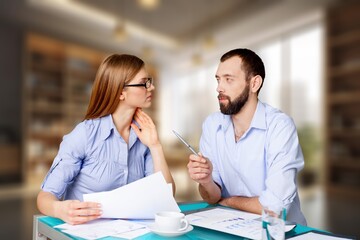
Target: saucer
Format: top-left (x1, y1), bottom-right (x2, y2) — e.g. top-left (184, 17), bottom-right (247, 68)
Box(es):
top-left (148, 224), bottom-right (194, 237)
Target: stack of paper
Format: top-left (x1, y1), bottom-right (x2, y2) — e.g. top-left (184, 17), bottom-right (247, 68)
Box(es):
top-left (84, 172), bottom-right (180, 219)
top-left (54, 172), bottom-right (180, 239)
top-left (55, 219), bottom-right (150, 239)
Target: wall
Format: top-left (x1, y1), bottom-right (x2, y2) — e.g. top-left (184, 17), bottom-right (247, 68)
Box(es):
top-left (0, 21), bottom-right (22, 142)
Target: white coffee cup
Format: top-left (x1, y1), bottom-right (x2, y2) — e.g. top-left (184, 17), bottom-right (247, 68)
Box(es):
top-left (155, 211), bottom-right (189, 232)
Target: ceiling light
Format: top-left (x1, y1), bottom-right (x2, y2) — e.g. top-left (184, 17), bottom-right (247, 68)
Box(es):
top-left (137, 0), bottom-right (160, 10)
top-left (113, 22), bottom-right (128, 42)
top-left (141, 46), bottom-right (154, 60)
top-left (191, 53), bottom-right (203, 66)
top-left (28, 0), bottom-right (179, 49)
top-left (202, 35), bottom-right (216, 50)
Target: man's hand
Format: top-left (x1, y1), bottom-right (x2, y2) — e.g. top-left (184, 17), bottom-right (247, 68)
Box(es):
top-left (54, 200), bottom-right (102, 225)
top-left (187, 153), bottom-right (213, 184)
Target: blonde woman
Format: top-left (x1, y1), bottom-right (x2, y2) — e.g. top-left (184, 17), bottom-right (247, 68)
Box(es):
top-left (37, 54), bottom-right (175, 225)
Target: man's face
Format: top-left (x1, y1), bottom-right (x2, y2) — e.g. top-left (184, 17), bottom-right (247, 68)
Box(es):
top-left (215, 56), bottom-right (250, 115)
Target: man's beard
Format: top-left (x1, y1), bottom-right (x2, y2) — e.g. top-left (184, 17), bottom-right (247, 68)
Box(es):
top-left (219, 83), bottom-right (250, 115)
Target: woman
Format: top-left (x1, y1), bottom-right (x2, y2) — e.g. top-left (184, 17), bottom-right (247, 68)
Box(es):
top-left (37, 54), bottom-right (175, 225)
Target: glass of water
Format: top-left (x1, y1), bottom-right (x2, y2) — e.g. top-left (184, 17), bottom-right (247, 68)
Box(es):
top-left (262, 205), bottom-right (286, 240)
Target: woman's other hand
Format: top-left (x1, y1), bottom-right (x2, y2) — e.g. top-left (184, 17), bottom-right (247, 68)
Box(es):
top-left (131, 108), bottom-right (160, 147)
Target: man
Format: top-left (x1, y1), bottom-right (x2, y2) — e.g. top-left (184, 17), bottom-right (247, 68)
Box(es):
top-left (187, 48), bottom-right (306, 225)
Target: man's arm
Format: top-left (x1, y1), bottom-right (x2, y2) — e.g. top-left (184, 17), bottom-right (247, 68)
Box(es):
top-left (219, 196), bottom-right (262, 215)
top-left (188, 153), bottom-right (221, 204)
top-left (199, 180), bottom-right (221, 204)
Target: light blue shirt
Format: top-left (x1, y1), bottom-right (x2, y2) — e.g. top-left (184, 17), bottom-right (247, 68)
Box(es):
top-left (41, 114), bottom-right (153, 201)
top-left (200, 101), bottom-right (307, 225)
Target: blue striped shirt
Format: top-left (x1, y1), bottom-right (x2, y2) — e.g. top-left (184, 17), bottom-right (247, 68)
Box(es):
top-left (200, 100), bottom-right (306, 225)
top-left (41, 114), bottom-right (153, 201)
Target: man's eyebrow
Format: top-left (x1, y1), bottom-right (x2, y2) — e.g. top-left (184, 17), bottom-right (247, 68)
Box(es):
top-left (216, 74), bottom-right (236, 78)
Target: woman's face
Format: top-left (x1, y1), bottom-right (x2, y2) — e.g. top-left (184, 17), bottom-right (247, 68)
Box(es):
top-left (121, 67), bottom-right (155, 109)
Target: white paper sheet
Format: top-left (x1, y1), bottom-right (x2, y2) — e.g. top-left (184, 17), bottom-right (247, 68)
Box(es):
top-left (186, 207), bottom-right (296, 240)
top-left (83, 172), bottom-right (180, 219)
top-left (186, 207), bottom-right (262, 240)
top-left (288, 232), bottom-right (354, 240)
top-left (55, 219), bottom-right (149, 239)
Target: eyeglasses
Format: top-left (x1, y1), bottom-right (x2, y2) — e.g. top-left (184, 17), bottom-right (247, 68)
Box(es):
top-left (124, 77), bottom-right (153, 89)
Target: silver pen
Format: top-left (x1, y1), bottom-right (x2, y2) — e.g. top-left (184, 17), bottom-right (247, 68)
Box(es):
top-left (172, 130), bottom-right (199, 156)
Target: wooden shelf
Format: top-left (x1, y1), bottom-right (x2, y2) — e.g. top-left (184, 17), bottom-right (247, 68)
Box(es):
top-left (325, 1), bottom-right (360, 196)
top-left (23, 33), bottom-right (108, 185)
top-left (329, 129), bottom-right (360, 138)
top-left (330, 159), bottom-right (360, 170)
top-left (329, 29), bottom-right (360, 47)
top-left (328, 91), bottom-right (360, 104)
top-left (327, 185), bottom-right (360, 198)
top-left (328, 61), bottom-right (360, 77)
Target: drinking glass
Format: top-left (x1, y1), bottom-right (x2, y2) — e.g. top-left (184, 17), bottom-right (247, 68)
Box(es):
top-left (262, 205), bottom-right (286, 240)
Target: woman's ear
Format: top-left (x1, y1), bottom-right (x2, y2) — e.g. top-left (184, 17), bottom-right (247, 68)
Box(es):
top-left (119, 92), bottom-right (125, 101)
top-left (250, 75), bottom-right (263, 93)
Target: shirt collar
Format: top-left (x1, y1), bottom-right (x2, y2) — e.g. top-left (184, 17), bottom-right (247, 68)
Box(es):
top-left (219, 100), bottom-right (267, 132)
top-left (100, 115), bottom-right (139, 147)
top-left (100, 114), bottom-right (115, 141)
top-left (251, 100), bottom-right (267, 130)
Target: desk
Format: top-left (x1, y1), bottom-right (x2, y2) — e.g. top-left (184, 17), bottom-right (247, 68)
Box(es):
top-left (33, 202), bottom-right (319, 240)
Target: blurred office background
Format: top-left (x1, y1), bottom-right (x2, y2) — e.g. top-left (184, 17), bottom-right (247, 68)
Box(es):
top-left (0, 0), bottom-right (359, 239)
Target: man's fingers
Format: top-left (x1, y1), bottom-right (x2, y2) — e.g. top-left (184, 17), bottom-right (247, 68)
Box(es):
top-left (192, 173), bottom-right (209, 180)
top-left (189, 155), bottom-right (207, 163)
top-left (188, 165), bottom-right (211, 175)
top-left (188, 161), bottom-right (210, 169)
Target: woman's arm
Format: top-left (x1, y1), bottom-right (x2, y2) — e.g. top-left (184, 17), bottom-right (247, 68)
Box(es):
top-left (131, 108), bottom-right (176, 195)
top-left (37, 190), bottom-right (102, 225)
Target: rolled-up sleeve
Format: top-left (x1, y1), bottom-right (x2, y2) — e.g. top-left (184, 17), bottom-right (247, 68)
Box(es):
top-left (41, 123), bottom-right (87, 200)
top-left (259, 117), bottom-right (304, 211)
top-left (200, 116), bottom-right (224, 189)
top-left (144, 148), bottom-right (154, 177)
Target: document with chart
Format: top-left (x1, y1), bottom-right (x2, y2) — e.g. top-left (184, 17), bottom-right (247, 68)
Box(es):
top-left (186, 207), bottom-right (295, 240)
top-left (185, 207), bottom-right (263, 240)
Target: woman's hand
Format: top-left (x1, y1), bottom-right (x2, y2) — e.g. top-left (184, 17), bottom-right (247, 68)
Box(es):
top-left (54, 200), bottom-right (102, 225)
top-left (131, 108), bottom-right (160, 148)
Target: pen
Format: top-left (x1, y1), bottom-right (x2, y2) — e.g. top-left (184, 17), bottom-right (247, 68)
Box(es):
top-left (172, 130), bottom-right (199, 156)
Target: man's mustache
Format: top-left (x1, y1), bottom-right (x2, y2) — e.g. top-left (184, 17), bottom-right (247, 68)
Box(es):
top-left (218, 94), bottom-right (230, 100)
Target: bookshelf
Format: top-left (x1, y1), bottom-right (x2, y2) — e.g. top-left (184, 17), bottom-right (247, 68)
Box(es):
top-left (325, 1), bottom-right (360, 197)
top-left (23, 33), bottom-right (107, 185)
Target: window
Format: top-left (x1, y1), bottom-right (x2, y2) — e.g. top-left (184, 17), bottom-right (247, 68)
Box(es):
top-left (159, 24), bottom-right (324, 154)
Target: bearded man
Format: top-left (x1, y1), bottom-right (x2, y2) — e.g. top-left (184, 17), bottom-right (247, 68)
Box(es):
top-left (187, 48), bottom-right (307, 225)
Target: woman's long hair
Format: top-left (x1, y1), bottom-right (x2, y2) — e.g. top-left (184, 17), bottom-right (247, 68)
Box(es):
top-left (84, 54), bottom-right (144, 120)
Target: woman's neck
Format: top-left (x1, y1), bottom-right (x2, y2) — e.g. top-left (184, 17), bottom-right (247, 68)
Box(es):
top-left (111, 107), bottom-right (136, 143)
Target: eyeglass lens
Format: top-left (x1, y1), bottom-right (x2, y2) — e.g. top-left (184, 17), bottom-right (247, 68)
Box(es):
top-left (146, 78), bottom-right (152, 89)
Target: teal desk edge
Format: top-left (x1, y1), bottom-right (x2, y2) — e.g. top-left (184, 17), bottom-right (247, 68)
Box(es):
top-left (38, 201), bottom-right (321, 240)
